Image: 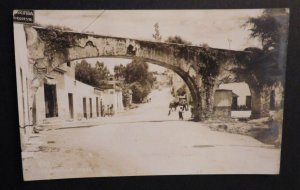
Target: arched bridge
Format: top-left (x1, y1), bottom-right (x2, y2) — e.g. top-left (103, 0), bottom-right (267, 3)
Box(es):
top-left (23, 25), bottom-right (271, 121)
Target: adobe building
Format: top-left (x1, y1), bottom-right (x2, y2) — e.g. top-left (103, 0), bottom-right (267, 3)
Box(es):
top-left (14, 23), bottom-right (124, 130)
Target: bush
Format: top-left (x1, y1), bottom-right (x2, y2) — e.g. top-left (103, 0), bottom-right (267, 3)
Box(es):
top-left (130, 82), bottom-right (151, 103)
top-left (122, 86), bottom-right (132, 107)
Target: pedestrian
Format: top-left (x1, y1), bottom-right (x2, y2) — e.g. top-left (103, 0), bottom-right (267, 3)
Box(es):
top-left (168, 102), bottom-right (173, 116)
top-left (103, 105), bottom-right (107, 117)
top-left (106, 105), bottom-right (111, 116)
top-left (110, 104), bottom-right (114, 116)
top-left (179, 106), bottom-right (184, 120)
top-left (101, 106), bottom-right (104, 117)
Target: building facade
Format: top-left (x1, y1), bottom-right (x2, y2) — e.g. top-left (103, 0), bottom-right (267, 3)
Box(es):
top-left (14, 24), bottom-right (124, 129)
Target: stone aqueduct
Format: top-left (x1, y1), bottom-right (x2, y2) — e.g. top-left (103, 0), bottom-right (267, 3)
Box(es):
top-left (24, 25), bottom-right (276, 121)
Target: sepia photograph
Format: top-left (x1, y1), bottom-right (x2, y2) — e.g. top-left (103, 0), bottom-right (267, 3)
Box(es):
top-left (13, 9), bottom-right (289, 181)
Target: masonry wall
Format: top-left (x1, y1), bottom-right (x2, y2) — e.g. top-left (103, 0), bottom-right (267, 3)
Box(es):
top-left (31, 62), bottom-right (124, 124)
top-left (14, 23), bottom-right (31, 128)
top-left (213, 90), bottom-right (233, 118)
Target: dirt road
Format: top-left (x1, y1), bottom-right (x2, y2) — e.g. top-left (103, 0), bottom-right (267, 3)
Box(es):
top-left (22, 88), bottom-right (280, 180)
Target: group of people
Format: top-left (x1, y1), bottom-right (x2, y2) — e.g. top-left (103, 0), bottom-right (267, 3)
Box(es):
top-left (101, 104), bottom-right (114, 117)
top-left (168, 104), bottom-right (186, 120)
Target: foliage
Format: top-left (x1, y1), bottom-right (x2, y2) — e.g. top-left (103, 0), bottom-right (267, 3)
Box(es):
top-left (32, 22), bottom-right (73, 31)
top-left (114, 64), bottom-right (126, 80)
top-left (95, 61), bottom-right (110, 80)
top-left (121, 59), bottom-right (156, 103)
top-left (198, 48), bottom-right (228, 88)
top-left (122, 85), bottom-right (132, 107)
top-left (165, 35), bottom-right (192, 45)
top-left (152, 23), bottom-right (162, 42)
top-left (130, 82), bottom-right (151, 103)
top-left (244, 9), bottom-right (289, 51)
top-left (240, 9), bottom-right (289, 88)
top-left (124, 59), bottom-right (156, 87)
top-left (75, 60), bottom-right (110, 87)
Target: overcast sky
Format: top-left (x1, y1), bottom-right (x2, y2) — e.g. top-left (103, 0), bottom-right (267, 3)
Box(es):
top-left (35, 9), bottom-right (263, 50)
top-left (35, 10), bottom-right (263, 96)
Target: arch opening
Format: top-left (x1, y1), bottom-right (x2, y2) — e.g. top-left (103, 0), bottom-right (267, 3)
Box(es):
top-left (216, 82), bottom-right (252, 120)
top-left (68, 56), bottom-right (202, 122)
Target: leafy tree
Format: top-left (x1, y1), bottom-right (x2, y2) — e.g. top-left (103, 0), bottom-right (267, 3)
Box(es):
top-left (124, 59), bottom-right (152, 84)
top-left (241, 9), bottom-right (289, 87)
top-left (245, 9), bottom-right (289, 51)
top-left (114, 64), bottom-right (125, 80)
top-left (95, 61), bottom-right (110, 80)
top-left (152, 23), bottom-right (162, 42)
top-left (75, 60), bottom-right (110, 87)
top-left (130, 82), bottom-right (151, 103)
top-left (123, 59), bottom-right (156, 103)
top-left (238, 9), bottom-right (289, 118)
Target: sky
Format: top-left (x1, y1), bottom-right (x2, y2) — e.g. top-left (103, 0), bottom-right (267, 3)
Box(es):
top-left (35, 9), bottom-right (263, 50)
top-left (36, 10), bottom-right (259, 100)
top-left (35, 9), bottom-right (264, 74)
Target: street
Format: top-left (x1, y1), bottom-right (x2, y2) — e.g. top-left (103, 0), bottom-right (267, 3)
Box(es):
top-left (22, 88), bottom-right (280, 180)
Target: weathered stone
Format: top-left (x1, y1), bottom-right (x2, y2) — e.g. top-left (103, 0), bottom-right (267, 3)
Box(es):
top-left (23, 25), bottom-right (277, 122)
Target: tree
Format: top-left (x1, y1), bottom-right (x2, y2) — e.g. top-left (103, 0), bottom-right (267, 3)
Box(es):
top-left (75, 60), bottom-right (110, 87)
top-left (130, 82), bottom-right (151, 103)
top-left (124, 59), bottom-right (151, 84)
top-left (152, 23), bottom-right (162, 42)
top-left (114, 64), bottom-right (125, 80)
top-left (95, 61), bottom-right (110, 81)
top-left (123, 59), bottom-right (156, 103)
top-left (239, 9), bottom-right (289, 118)
top-left (245, 9), bottom-right (289, 51)
top-left (242, 9), bottom-right (289, 86)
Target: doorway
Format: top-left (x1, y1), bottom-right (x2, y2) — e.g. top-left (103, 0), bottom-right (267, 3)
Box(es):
top-left (44, 83), bottom-right (58, 118)
top-left (68, 93), bottom-right (74, 119)
top-left (83, 98), bottom-right (87, 119)
top-left (96, 97), bottom-right (99, 117)
top-left (89, 98), bottom-right (93, 118)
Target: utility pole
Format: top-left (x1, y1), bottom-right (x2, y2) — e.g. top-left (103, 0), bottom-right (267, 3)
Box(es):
top-left (227, 38), bottom-right (232, 49)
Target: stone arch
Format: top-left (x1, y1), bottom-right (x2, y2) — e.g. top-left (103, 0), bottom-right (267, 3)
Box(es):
top-left (212, 61), bottom-right (272, 119)
top-left (23, 26), bottom-right (256, 123)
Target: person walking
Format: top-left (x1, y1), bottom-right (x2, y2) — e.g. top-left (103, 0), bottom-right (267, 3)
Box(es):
top-left (110, 104), bottom-right (114, 116)
top-left (101, 105), bottom-right (104, 117)
top-left (178, 106), bottom-right (184, 120)
top-left (107, 105), bottom-right (111, 116)
top-left (103, 105), bottom-right (107, 117)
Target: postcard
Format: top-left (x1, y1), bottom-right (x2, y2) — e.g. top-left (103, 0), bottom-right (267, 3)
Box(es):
top-left (13, 9), bottom-right (289, 180)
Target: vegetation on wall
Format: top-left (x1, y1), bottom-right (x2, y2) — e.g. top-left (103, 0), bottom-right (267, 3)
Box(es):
top-left (165, 35), bottom-right (192, 45)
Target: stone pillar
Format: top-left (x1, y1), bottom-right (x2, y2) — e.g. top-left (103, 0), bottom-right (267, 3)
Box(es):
top-left (250, 85), bottom-right (270, 119)
top-left (200, 83), bottom-right (218, 119)
top-left (192, 102), bottom-right (202, 121)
